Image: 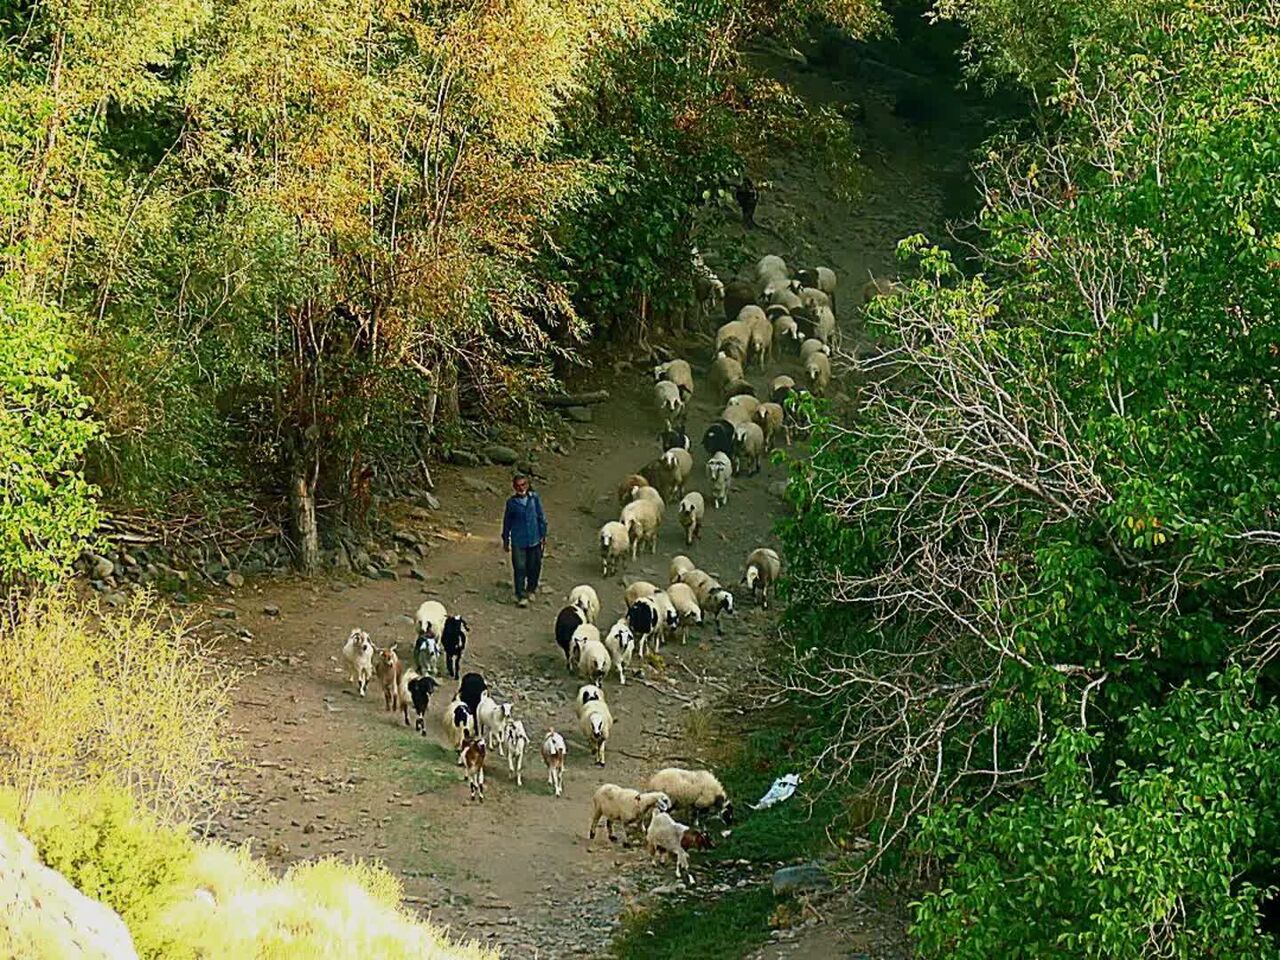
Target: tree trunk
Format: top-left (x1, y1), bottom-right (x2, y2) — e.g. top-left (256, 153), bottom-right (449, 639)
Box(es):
top-left (290, 449), bottom-right (320, 575)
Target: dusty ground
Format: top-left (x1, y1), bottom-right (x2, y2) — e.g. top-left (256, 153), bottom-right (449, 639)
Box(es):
top-left (195, 41), bottom-right (980, 960)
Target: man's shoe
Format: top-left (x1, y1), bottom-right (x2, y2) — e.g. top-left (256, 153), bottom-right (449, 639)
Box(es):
top-left (527, 586), bottom-right (538, 597)
top-left (517, 597), bottom-right (529, 608)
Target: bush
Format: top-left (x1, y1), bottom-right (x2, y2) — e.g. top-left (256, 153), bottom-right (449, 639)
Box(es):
top-left (1, 786), bottom-right (495, 960)
top-left (0, 587), bottom-right (234, 823)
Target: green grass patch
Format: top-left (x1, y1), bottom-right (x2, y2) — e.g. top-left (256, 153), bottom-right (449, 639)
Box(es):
top-left (382, 729), bottom-right (460, 794)
top-left (611, 886), bottom-right (776, 960)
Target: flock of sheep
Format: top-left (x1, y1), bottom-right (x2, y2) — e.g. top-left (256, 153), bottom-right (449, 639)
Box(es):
top-left (337, 250), bottom-right (841, 884)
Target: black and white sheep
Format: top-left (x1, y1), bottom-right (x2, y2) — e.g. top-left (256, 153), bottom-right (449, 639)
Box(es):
top-left (603, 617), bottom-right (637, 685)
top-left (405, 674), bottom-right (440, 733)
top-left (555, 604), bottom-right (587, 671)
top-left (701, 419), bottom-right (736, 461)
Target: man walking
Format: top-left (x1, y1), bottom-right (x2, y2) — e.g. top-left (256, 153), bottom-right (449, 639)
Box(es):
top-left (501, 473), bottom-right (547, 608)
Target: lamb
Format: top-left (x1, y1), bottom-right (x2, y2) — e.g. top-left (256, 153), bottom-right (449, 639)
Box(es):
top-left (579, 700), bottom-right (614, 766)
top-left (341, 628), bottom-right (375, 697)
top-left (669, 554), bottom-right (696, 585)
top-left (620, 497), bottom-right (662, 558)
top-left (804, 351), bottom-right (832, 396)
top-left (442, 615), bottom-right (469, 680)
top-left (458, 671), bottom-right (488, 716)
top-left (541, 728), bottom-right (567, 797)
top-left (678, 492), bottom-right (705, 545)
top-left (445, 697), bottom-right (475, 750)
top-left (603, 618), bottom-right (637, 684)
top-left (476, 692), bottom-right (514, 753)
top-left (657, 428), bottom-right (690, 453)
top-left (599, 521), bottom-right (630, 577)
top-left (647, 767), bottom-right (733, 823)
top-left (623, 580), bottom-right (659, 608)
top-left (588, 785), bottom-right (671, 845)
top-left (773, 314), bottom-right (804, 354)
top-left (653, 380), bottom-right (685, 431)
top-left (405, 674), bottom-right (440, 732)
top-left (616, 473), bottom-right (650, 508)
top-left (645, 811), bottom-right (703, 884)
top-left (504, 719), bottom-right (529, 786)
top-left (555, 604), bottom-right (587, 671)
top-left (733, 421), bottom-right (765, 476)
top-left (665, 582), bottom-right (703, 643)
top-left (709, 354), bottom-right (743, 399)
top-left (461, 734), bottom-right (486, 802)
top-left (753, 401), bottom-right (787, 448)
top-left (743, 547), bottom-right (783, 608)
top-left (577, 634), bottom-right (612, 684)
top-left (799, 337), bottom-right (830, 362)
top-left (567, 584), bottom-right (601, 624)
top-left (374, 644), bottom-right (402, 712)
top-left (661, 447), bottom-right (694, 498)
top-left (702, 418), bottom-right (736, 460)
top-left (653, 359), bottom-right (694, 400)
top-left (706, 451), bottom-right (733, 508)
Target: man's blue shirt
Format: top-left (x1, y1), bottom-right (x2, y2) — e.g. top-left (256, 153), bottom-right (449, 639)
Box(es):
top-left (502, 491), bottom-right (547, 549)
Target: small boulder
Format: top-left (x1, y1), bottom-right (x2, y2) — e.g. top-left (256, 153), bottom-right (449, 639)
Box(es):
top-left (90, 554), bottom-right (114, 580)
top-left (224, 570), bottom-right (245, 589)
top-left (485, 444), bottom-right (519, 465)
top-left (564, 406), bottom-right (593, 423)
top-left (771, 862), bottom-right (831, 896)
top-left (262, 604), bottom-right (281, 617)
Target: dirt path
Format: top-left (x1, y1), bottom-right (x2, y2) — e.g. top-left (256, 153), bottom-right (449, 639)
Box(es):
top-left (196, 41), bottom-right (981, 960)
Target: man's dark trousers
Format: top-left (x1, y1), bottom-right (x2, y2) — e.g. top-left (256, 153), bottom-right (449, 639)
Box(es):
top-left (512, 543), bottom-right (543, 599)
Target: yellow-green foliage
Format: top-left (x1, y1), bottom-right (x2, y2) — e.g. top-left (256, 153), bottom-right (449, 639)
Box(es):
top-left (0, 587), bottom-right (235, 823)
top-left (3, 786), bottom-right (495, 960)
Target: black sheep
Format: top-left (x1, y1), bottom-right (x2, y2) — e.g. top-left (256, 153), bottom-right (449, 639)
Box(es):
top-left (658, 428), bottom-right (690, 452)
top-left (442, 615), bottom-right (468, 679)
top-left (555, 605), bottom-right (586, 671)
top-left (702, 419), bottom-right (736, 459)
top-left (458, 671), bottom-right (487, 715)
top-left (406, 675), bottom-right (439, 733)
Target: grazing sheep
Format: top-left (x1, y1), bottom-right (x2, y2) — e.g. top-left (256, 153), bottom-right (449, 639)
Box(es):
top-left (541, 728), bottom-right (567, 797)
top-left (567, 584), bottom-right (601, 624)
top-left (577, 683), bottom-right (605, 707)
top-left (653, 380), bottom-right (685, 431)
top-left (577, 635), bottom-right (612, 684)
top-left (599, 521), bottom-right (630, 577)
top-left (709, 353), bottom-right (744, 399)
top-left (669, 554), bottom-right (696, 585)
top-left (733, 421), bottom-right (765, 476)
top-left (804, 351), bottom-right (832, 396)
top-left (442, 616), bottom-right (469, 680)
top-left (702, 418), bottom-right (736, 461)
top-left (661, 447), bottom-right (694, 498)
top-left (405, 674), bottom-right (440, 733)
top-left (646, 811), bottom-right (705, 884)
top-left (743, 547), bottom-right (783, 608)
top-left (753, 402), bottom-right (787, 448)
top-left (800, 337), bottom-right (830, 362)
top-left (658, 427), bottom-right (690, 453)
top-left (706, 451), bottom-right (733, 508)
top-left (647, 767), bottom-right (733, 823)
top-left (446, 697), bottom-right (475, 750)
top-left (621, 498), bottom-right (662, 558)
top-left (504, 719), bottom-right (529, 786)
top-left (603, 618), bottom-right (636, 684)
top-left (623, 579), bottom-right (659, 608)
top-left (555, 604), bottom-right (587, 671)
top-left (588, 785), bottom-right (671, 845)
top-left (458, 671), bottom-right (488, 716)
top-left (616, 473), bottom-right (650, 508)
top-left (678, 492), bottom-right (705, 545)
top-left (476, 692), bottom-right (514, 754)
top-left (374, 644), bottom-right (402, 712)
top-left (341, 628), bottom-right (375, 697)
top-left (773, 314), bottom-right (804, 354)
top-left (665, 582), bottom-right (703, 643)
top-left (579, 700), bottom-right (614, 766)
top-left (461, 734), bottom-right (486, 802)
top-left (654, 359), bottom-right (694, 400)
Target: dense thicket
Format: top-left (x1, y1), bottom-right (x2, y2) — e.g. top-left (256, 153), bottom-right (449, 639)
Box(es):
top-left (778, 1), bottom-right (1280, 955)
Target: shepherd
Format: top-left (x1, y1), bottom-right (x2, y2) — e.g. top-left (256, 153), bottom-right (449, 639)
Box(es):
top-left (501, 473), bottom-right (548, 608)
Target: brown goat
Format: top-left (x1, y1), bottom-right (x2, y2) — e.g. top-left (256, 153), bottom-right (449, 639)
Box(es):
top-left (374, 644), bottom-right (402, 712)
top-left (462, 734), bottom-right (487, 802)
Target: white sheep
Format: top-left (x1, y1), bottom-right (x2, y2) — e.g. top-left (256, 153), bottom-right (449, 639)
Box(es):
top-left (740, 307), bottom-right (773, 369)
top-left (570, 621), bottom-right (602, 665)
top-left (620, 497), bottom-right (662, 558)
top-left (678, 492), bottom-right (705, 546)
top-left (720, 402), bottom-right (754, 427)
top-left (646, 767), bottom-right (732, 822)
top-left (567, 584), bottom-right (601, 624)
top-left (476, 692), bottom-right (514, 755)
top-left (661, 448), bottom-right (694, 498)
top-left (541, 728), bottom-right (567, 797)
top-left (755, 254), bottom-right (788, 285)
top-left (714, 319), bottom-right (752, 360)
top-left (653, 380), bottom-right (685, 431)
top-left (706, 451), bottom-right (733, 508)
top-left (743, 547), bottom-right (783, 608)
top-left (804, 351), bottom-right (832, 396)
top-left (341, 628), bottom-right (375, 697)
top-left (773, 314), bottom-right (804, 354)
top-left (504, 719), bottom-right (529, 786)
top-left (603, 617), bottom-right (636, 685)
top-left (669, 554), bottom-right (696, 585)
top-left (726, 393), bottom-right (760, 418)
top-left (654, 359), bottom-right (694, 400)
top-left (799, 337), bottom-right (830, 362)
top-left (753, 401), bottom-right (787, 448)
top-left (709, 353), bottom-right (744, 399)
top-left (579, 700), bottom-right (614, 766)
top-left (734, 420), bottom-right (765, 476)
top-left (599, 521), bottom-right (630, 577)
top-left (588, 784), bottom-right (671, 844)
top-left (813, 304), bottom-right (837, 344)
top-left (665, 583), bottom-right (703, 643)
top-left (577, 635), bottom-right (612, 684)
top-left (632, 484), bottom-right (667, 520)
top-left (623, 579), bottom-right (659, 608)
top-left (646, 811), bottom-right (703, 884)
